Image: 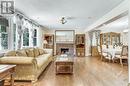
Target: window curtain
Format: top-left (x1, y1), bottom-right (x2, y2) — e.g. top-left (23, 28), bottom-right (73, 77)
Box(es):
top-left (88, 30), bottom-right (101, 55)
top-left (89, 30), bottom-right (101, 46)
top-left (16, 14), bottom-right (23, 49)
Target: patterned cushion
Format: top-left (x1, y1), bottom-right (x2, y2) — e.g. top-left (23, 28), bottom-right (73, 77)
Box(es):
top-left (4, 51), bottom-right (16, 56)
top-left (16, 50), bottom-right (27, 57)
top-left (26, 48), bottom-right (35, 57)
top-left (34, 48), bottom-right (40, 57)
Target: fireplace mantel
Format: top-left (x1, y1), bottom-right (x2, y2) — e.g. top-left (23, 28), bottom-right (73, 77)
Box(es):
top-left (56, 42), bottom-right (74, 45)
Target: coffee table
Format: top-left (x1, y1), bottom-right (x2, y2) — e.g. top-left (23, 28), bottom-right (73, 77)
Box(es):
top-left (55, 56), bottom-right (74, 74)
top-left (0, 65), bottom-right (16, 86)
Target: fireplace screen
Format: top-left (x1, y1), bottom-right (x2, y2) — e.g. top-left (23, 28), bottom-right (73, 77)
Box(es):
top-left (61, 48), bottom-right (69, 54)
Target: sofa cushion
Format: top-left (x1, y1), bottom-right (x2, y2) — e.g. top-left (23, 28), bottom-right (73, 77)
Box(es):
top-left (26, 48), bottom-right (35, 57)
top-left (16, 50), bottom-right (27, 57)
top-left (34, 48), bottom-right (40, 57)
top-left (4, 51), bottom-right (16, 56)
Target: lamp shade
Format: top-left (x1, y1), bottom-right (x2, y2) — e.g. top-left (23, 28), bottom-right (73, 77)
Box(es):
top-left (44, 40), bottom-right (48, 44)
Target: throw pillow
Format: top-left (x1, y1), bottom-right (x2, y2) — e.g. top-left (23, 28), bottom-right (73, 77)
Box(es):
top-left (26, 48), bottom-right (35, 57)
top-left (16, 50), bottom-right (27, 57)
top-left (4, 51), bottom-right (16, 56)
top-left (34, 48), bottom-right (40, 57)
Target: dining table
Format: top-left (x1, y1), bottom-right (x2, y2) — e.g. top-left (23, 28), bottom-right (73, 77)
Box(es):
top-left (102, 48), bottom-right (122, 59)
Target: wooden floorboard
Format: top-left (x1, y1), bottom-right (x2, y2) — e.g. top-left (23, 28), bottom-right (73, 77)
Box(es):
top-left (11, 56), bottom-right (128, 86)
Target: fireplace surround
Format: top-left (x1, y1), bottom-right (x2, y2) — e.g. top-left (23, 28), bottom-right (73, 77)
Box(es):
top-left (56, 43), bottom-right (74, 55)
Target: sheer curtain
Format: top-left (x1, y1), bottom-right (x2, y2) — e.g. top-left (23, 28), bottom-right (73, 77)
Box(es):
top-left (88, 30), bottom-right (101, 55)
top-left (16, 14), bottom-right (23, 49)
top-left (89, 30), bottom-right (101, 46)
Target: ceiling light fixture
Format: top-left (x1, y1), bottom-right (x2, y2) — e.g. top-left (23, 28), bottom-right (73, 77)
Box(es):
top-left (60, 17), bottom-right (67, 24)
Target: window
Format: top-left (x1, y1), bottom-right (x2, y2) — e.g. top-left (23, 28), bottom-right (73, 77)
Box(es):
top-left (33, 29), bottom-right (37, 46)
top-left (23, 28), bottom-right (29, 46)
top-left (0, 25), bottom-right (8, 50)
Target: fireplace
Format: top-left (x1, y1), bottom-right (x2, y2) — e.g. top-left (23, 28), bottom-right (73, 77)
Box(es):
top-left (61, 48), bottom-right (69, 54)
top-left (56, 43), bottom-right (74, 55)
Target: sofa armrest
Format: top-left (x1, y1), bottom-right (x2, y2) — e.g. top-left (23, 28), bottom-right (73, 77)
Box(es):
top-left (0, 56), bottom-right (37, 65)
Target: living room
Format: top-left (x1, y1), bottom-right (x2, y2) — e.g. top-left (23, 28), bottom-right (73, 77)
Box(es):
top-left (0, 0), bottom-right (130, 86)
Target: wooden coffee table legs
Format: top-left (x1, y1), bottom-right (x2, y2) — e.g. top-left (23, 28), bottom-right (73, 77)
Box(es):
top-left (10, 72), bottom-right (15, 86)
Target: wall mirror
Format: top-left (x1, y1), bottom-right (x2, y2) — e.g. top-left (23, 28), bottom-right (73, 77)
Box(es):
top-left (55, 30), bottom-right (75, 43)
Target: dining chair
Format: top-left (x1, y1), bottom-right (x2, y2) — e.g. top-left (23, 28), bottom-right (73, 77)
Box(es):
top-left (115, 45), bottom-right (128, 66)
top-left (102, 45), bottom-right (107, 49)
top-left (114, 46), bottom-right (122, 55)
top-left (97, 45), bottom-right (102, 59)
top-left (103, 53), bottom-right (112, 62)
top-left (101, 45), bottom-right (112, 62)
top-left (108, 45), bottom-right (113, 49)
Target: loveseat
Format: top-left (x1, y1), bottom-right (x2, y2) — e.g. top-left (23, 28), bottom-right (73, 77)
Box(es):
top-left (0, 48), bottom-right (53, 82)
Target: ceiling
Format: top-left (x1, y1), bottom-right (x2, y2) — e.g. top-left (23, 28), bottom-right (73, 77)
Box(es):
top-left (14, 0), bottom-right (125, 29)
top-left (98, 15), bottom-right (128, 33)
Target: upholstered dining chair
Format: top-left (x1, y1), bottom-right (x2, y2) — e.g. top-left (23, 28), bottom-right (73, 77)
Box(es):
top-left (103, 53), bottom-right (112, 62)
top-left (102, 45), bottom-right (107, 49)
top-left (97, 45), bottom-right (102, 59)
top-left (115, 45), bottom-right (128, 66)
top-left (108, 45), bottom-right (113, 49)
top-left (99, 45), bottom-right (112, 62)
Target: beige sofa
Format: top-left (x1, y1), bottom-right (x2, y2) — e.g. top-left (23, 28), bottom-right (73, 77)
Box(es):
top-left (0, 48), bottom-right (53, 82)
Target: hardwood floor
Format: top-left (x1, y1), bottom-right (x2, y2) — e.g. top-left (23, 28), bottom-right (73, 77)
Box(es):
top-left (13, 56), bottom-right (128, 86)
